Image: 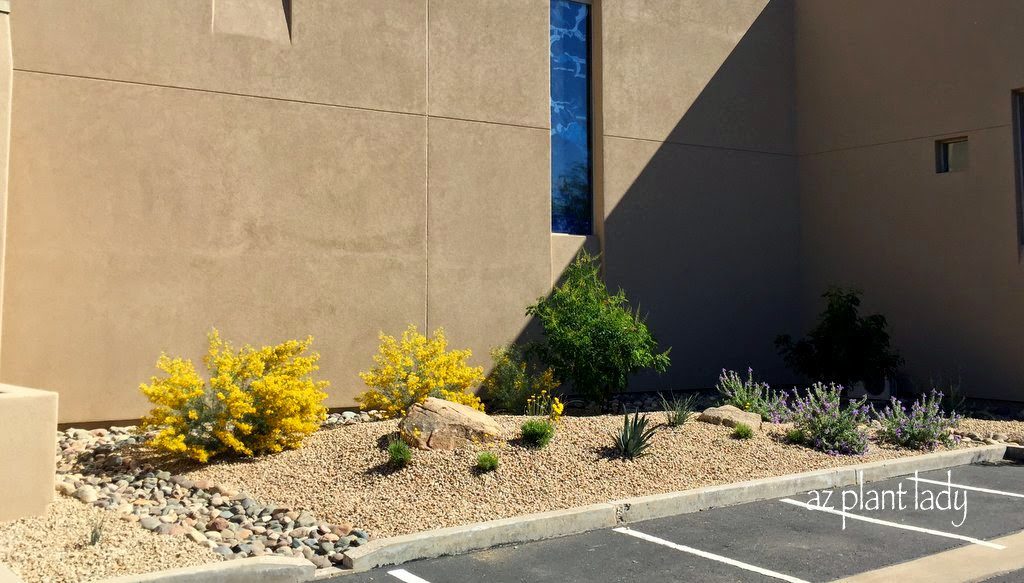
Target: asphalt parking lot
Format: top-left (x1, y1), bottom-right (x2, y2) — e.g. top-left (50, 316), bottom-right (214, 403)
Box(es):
top-left (336, 461), bottom-right (1024, 583)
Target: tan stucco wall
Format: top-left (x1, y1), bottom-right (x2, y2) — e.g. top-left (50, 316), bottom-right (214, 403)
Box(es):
top-left (600, 0), bottom-right (800, 388)
top-left (0, 384), bottom-right (57, 521)
top-left (2, 0), bottom-right (556, 422)
top-left (795, 0), bottom-right (1024, 400)
top-left (3, 0), bottom-right (801, 421)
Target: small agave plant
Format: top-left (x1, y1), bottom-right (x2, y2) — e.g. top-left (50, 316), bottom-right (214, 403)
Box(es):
top-left (613, 411), bottom-right (658, 460)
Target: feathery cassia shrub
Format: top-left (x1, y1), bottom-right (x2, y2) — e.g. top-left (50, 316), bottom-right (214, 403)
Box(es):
top-left (357, 324), bottom-right (484, 418)
top-left (140, 330), bottom-right (329, 463)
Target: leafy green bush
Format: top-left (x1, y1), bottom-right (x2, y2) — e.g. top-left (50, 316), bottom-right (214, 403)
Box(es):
top-left (876, 391), bottom-right (960, 450)
top-left (785, 427), bottom-right (805, 444)
top-left (612, 412), bottom-right (657, 459)
top-left (789, 382), bottom-right (871, 455)
top-left (521, 419), bottom-right (555, 448)
top-left (775, 287), bottom-right (903, 388)
top-left (526, 251), bottom-right (670, 403)
top-left (481, 344), bottom-right (560, 413)
top-left (659, 392), bottom-right (697, 427)
top-left (476, 451), bottom-right (500, 472)
top-left (387, 436), bottom-right (412, 468)
top-left (732, 423), bottom-right (754, 440)
top-left (715, 368), bottom-right (791, 422)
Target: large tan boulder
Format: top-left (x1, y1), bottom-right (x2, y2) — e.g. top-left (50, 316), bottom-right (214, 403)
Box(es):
top-left (398, 397), bottom-right (501, 450)
top-left (697, 405), bottom-right (762, 431)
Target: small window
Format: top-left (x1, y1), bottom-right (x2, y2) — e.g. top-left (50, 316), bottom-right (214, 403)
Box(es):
top-left (550, 0), bottom-right (593, 235)
top-left (1014, 91), bottom-right (1024, 247)
top-left (936, 137), bottom-right (968, 173)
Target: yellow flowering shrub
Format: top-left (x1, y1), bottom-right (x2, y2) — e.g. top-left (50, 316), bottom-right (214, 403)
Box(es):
top-left (140, 330), bottom-right (329, 463)
top-left (357, 325), bottom-right (484, 418)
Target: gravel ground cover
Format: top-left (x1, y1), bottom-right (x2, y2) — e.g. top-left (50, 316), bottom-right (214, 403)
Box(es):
top-left (957, 418), bottom-right (1024, 442)
top-left (0, 496), bottom-right (221, 583)
top-left (184, 414), bottom-right (972, 538)
top-left (53, 426), bottom-right (370, 571)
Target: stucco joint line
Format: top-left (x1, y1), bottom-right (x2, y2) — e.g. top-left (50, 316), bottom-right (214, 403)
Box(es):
top-left (424, 0), bottom-right (430, 333)
top-left (13, 69), bottom-right (549, 134)
top-left (603, 132), bottom-right (795, 157)
top-left (801, 123), bottom-right (1014, 157)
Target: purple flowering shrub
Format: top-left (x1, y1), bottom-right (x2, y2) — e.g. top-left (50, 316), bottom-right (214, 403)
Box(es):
top-left (875, 391), bottom-right (960, 450)
top-left (716, 368), bottom-right (793, 423)
top-left (789, 382), bottom-right (871, 455)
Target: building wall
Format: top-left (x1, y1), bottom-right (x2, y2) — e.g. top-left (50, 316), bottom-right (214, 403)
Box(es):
top-left (3, 0), bottom-right (799, 422)
top-left (599, 0), bottom-right (800, 389)
top-left (795, 0), bottom-right (1024, 400)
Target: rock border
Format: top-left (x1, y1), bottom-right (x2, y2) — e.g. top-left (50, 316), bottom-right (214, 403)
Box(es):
top-left (339, 444), bottom-right (1008, 573)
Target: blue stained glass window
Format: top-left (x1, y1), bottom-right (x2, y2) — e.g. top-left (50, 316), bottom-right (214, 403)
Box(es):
top-left (550, 0), bottom-right (592, 235)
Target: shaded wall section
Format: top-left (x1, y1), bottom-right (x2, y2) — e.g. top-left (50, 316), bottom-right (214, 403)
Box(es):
top-left (599, 0), bottom-right (800, 389)
top-left (795, 0), bottom-right (1024, 400)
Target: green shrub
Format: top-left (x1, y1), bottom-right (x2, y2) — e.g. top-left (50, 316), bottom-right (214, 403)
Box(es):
top-left (480, 344), bottom-right (560, 413)
top-left (526, 251), bottom-right (670, 403)
top-left (659, 392), bottom-right (697, 427)
top-left (387, 436), bottom-right (412, 468)
top-left (732, 423), bottom-right (754, 440)
top-left (775, 287), bottom-right (902, 388)
top-left (521, 419), bottom-right (555, 448)
top-left (476, 451), bottom-right (500, 472)
top-left (785, 427), bottom-right (806, 444)
top-left (612, 412), bottom-right (657, 459)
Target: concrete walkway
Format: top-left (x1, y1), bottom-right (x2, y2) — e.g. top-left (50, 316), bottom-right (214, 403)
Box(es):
top-left (333, 461), bottom-right (1024, 582)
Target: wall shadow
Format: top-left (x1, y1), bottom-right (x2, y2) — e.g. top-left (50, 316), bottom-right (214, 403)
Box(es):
top-left (499, 0), bottom-right (801, 398)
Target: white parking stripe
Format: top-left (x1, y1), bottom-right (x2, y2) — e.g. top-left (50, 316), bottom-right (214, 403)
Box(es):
top-left (908, 476), bottom-right (1024, 499)
top-left (613, 527), bottom-right (811, 583)
top-left (388, 569), bottom-right (432, 583)
top-left (779, 498), bottom-right (1006, 549)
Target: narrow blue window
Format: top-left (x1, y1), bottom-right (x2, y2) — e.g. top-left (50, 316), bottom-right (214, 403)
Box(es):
top-left (550, 0), bottom-right (592, 235)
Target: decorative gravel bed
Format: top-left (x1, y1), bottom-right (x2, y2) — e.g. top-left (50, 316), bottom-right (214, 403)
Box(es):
top-left (183, 414), bottom-right (978, 539)
top-left (0, 496), bottom-right (221, 583)
top-left (956, 418), bottom-right (1024, 443)
top-left (54, 426), bottom-right (370, 571)
top-left (32, 410), bottom-right (1011, 581)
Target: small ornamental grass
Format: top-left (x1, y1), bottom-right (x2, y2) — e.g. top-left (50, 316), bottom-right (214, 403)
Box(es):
top-left (659, 392), bottom-right (697, 427)
top-left (88, 516), bottom-right (105, 546)
top-left (387, 436), bottom-right (413, 468)
top-left (476, 451), bottom-right (500, 473)
top-left (875, 390), bottom-right (960, 450)
top-left (521, 419), bottom-right (555, 448)
top-left (716, 368), bottom-right (792, 423)
top-left (140, 329), bottom-right (329, 463)
top-left (732, 423), bottom-right (754, 440)
top-left (789, 382), bottom-right (871, 455)
top-left (612, 412), bottom-right (657, 460)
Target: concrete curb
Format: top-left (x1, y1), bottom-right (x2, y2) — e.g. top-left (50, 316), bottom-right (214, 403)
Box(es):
top-left (340, 445), bottom-right (1007, 573)
top-left (341, 503), bottom-right (618, 573)
top-left (0, 563), bottom-right (24, 583)
top-left (95, 556), bottom-right (315, 583)
top-left (614, 445), bottom-right (1006, 523)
